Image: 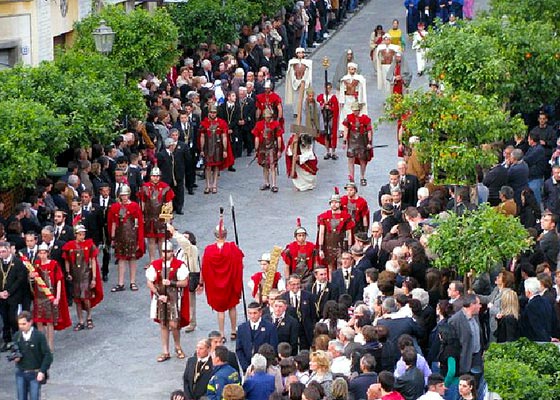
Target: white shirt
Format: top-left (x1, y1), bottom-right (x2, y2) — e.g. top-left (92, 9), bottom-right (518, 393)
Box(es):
top-left (251, 319), bottom-right (262, 331)
top-left (330, 355), bottom-right (352, 377)
top-left (417, 391), bottom-right (444, 400)
top-left (22, 327), bottom-right (34, 341)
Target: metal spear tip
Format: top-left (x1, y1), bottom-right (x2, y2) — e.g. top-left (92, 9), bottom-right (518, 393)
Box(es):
top-left (229, 194), bottom-right (234, 207)
top-left (322, 56), bottom-right (330, 69)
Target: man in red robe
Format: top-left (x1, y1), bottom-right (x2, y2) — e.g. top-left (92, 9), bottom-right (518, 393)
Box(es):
top-left (199, 105), bottom-right (234, 194)
top-left (317, 82), bottom-right (340, 160)
top-left (341, 178), bottom-right (370, 235)
top-left (281, 219), bottom-right (317, 284)
top-left (137, 167), bottom-right (174, 262)
top-left (252, 109), bottom-right (284, 192)
top-left (107, 184), bottom-right (145, 293)
top-left (201, 220), bottom-right (244, 341)
top-left (342, 102), bottom-right (374, 186)
top-left (62, 225), bottom-right (103, 331)
top-left (146, 240), bottom-right (190, 362)
top-left (255, 81), bottom-right (284, 125)
top-left (317, 189), bottom-right (355, 274)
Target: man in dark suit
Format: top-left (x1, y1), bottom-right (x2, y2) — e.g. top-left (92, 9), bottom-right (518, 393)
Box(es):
top-left (483, 162), bottom-right (509, 206)
top-left (543, 165), bottom-right (560, 216)
top-left (0, 242), bottom-right (27, 351)
top-left (264, 298), bottom-right (299, 355)
top-left (352, 245), bottom-right (373, 274)
top-left (348, 354), bottom-right (378, 400)
top-left (448, 294), bottom-right (483, 374)
top-left (218, 91), bottom-right (243, 159)
top-left (366, 223), bottom-right (390, 270)
top-left (539, 213), bottom-right (560, 269)
top-left (52, 210), bottom-right (74, 244)
top-left (174, 106), bottom-right (200, 195)
top-left (331, 251), bottom-right (366, 303)
top-left (397, 160), bottom-right (420, 207)
top-left (306, 264), bottom-right (338, 317)
top-left (279, 274), bottom-right (317, 350)
top-left (378, 169), bottom-right (402, 206)
top-left (520, 277), bottom-right (557, 342)
top-left (507, 148), bottom-right (530, 207)
top-left (184, 339), bottom-right (214, 400)
top-left (157, 136), bottom-right (186, 214)
top-left (237, 87), bottom-right (257, 156)
top-left (236, 302), bottom-right (279, 371)
top-left (93, 183), bottom-right (114, 281)
top-left (116, 157), bottom-right (142, 201)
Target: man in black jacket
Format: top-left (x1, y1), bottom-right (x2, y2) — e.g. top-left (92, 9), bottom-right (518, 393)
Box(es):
top-left (12, 311), bottom-right (53, 399)
top-left (0, 242), bottom-right (27, 351)
top-left (157, 135), bottom-right (186, 214)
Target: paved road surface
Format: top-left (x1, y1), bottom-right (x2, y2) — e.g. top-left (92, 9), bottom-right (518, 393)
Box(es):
top-left (0, 0), bottom-right (488, 398)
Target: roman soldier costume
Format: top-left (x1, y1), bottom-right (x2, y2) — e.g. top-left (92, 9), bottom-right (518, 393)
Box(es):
top-left (252, 111), bottom-right (284, 168)
top-left (107, 187), bottom-right (145, 261)
top-left (138, 168), bottom-right (174, 239)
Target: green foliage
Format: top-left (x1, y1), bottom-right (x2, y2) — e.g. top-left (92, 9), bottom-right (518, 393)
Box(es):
top-left (485, 338), bottom-right (560, 400)
top-left (427, 204), bottom-right (531, 275)
top-left (168, 0), bottom-right (290, 47)
top-left (0, 51), bottom-right (146, 147)
top-left (0, 99), bottom-right (69, 189)
top-left (490, 0), bottom-right (560, 31)
top-left (384, 90), bottom-right (525, 185)
top-left (425, 16), bottom-right (560, 114)
top-left (73, 6), bottom-right (180, 78)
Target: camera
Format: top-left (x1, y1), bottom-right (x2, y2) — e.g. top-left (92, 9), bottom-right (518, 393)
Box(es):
top-left (6, 342), bottom-right (22, 362)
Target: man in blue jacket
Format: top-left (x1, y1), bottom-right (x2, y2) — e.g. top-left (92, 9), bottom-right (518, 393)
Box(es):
top-left (206, 346), bottom-right (240, 400)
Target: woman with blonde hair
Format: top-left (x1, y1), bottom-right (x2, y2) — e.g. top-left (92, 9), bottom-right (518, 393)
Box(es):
top-left (495, 288), bottom-right (520, 343)
top-left (308, 350), bottom-right (333, 398)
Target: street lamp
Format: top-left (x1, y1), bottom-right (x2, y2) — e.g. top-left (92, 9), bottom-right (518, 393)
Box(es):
top-left (92, 20), bottom-right (115, 55)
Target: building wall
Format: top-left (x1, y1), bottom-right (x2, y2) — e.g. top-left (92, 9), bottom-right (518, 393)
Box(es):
top-left (0, 0), bottom-right (91, 66)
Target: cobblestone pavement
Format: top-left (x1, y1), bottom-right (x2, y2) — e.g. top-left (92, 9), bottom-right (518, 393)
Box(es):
top-left (0, 0), bottom-right (489, 398)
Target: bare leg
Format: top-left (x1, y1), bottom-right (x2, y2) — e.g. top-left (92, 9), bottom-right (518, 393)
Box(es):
top-left (129, 259), bottom-right (137, 285)
top-left (117, 260), bottom-right (126, 286)
top-left (263, 167), bottom-right (270, 186)
top-left (147, 238), bottom-right (158, 262)
top-left (271, 165), bottom-right (278, 188)
top-left (75, 301), bottom-right (84, 324)
top-left (212, 168), bottom-right (219, 189)
top-left (360, 160), bottom-right (367, 180)
top-left (160, 324), bottom-right (170, 354)
top-left (170, 322), bottom-right (181, 349)
top-left (45, 324), bottom-right (54, 351)
top-left (83, 300), bottom-right (92, 321)
top-left (347, 157), bottom-right (356, 179)
top-left (204, 167), bottom-right (212, 190)
top-left (217, 311), bottom-right (225, 337)
top-left (228, 307), bottom-right (238, 334)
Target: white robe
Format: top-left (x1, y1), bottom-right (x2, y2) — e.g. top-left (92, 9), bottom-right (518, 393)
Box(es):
top-left (285, 58), bottom-right (313, 106)
top-left (338, 73), bottom-right (367, 131)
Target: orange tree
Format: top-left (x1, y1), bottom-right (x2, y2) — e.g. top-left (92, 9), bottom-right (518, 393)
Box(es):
top-left (425, 15), bottom-right (560, 114)
top-left (385, 90), bottom-right (526, 185)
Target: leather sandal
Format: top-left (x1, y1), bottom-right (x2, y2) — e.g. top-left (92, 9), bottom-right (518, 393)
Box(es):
top-left (130, 283), bottom-right (139, 291)
top-left (157, 353), bottom-right (171, 362)
top-left (175, 348), bottom-right (186, 359)
top-left (74, 323), bottom-right (85, 332)
top-left (86, 319), bottom-right (94, 329)
top-left (111, 285), bottom-right (125, 292)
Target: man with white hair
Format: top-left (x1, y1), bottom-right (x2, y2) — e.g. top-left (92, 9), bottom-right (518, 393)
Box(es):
top-left (417, 187), bottom-right (430, 208)
top-left (520, 277), bottom-right (558, 342)
top-left (339, 326), bottom-right (361, 359)
top-left (328, 339), bottom-right (352, 377)
top-left (198, 59), bottom-right (214, 83)
top-left (242, 353), bottom-right (276, 399)
top-left (285, 47), bottom-right (312, 117)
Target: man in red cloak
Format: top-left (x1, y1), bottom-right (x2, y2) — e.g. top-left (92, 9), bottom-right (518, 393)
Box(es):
top-left (340, 177), bottom-right (370, 235)
top-left (199, 105), bottom-right (234, 194)
top-left (62, 225), bottom-right (104, 331)
top-left (146, 240), bottom-right (190, 362)
top-left (255, 80), bottom-right (284, 127)
top-left (201, 216), bottom-right (244, 341)
top-left (281, 218), bottom-right (317, 284)
top-left (107, 184), bottom-right (145, 293)
top-left (317, 188), bottom-right (355, 274)
top-left (137, 167), bottom-right (174, 262)
top-left (317, 82), bottom-right (340, 160)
